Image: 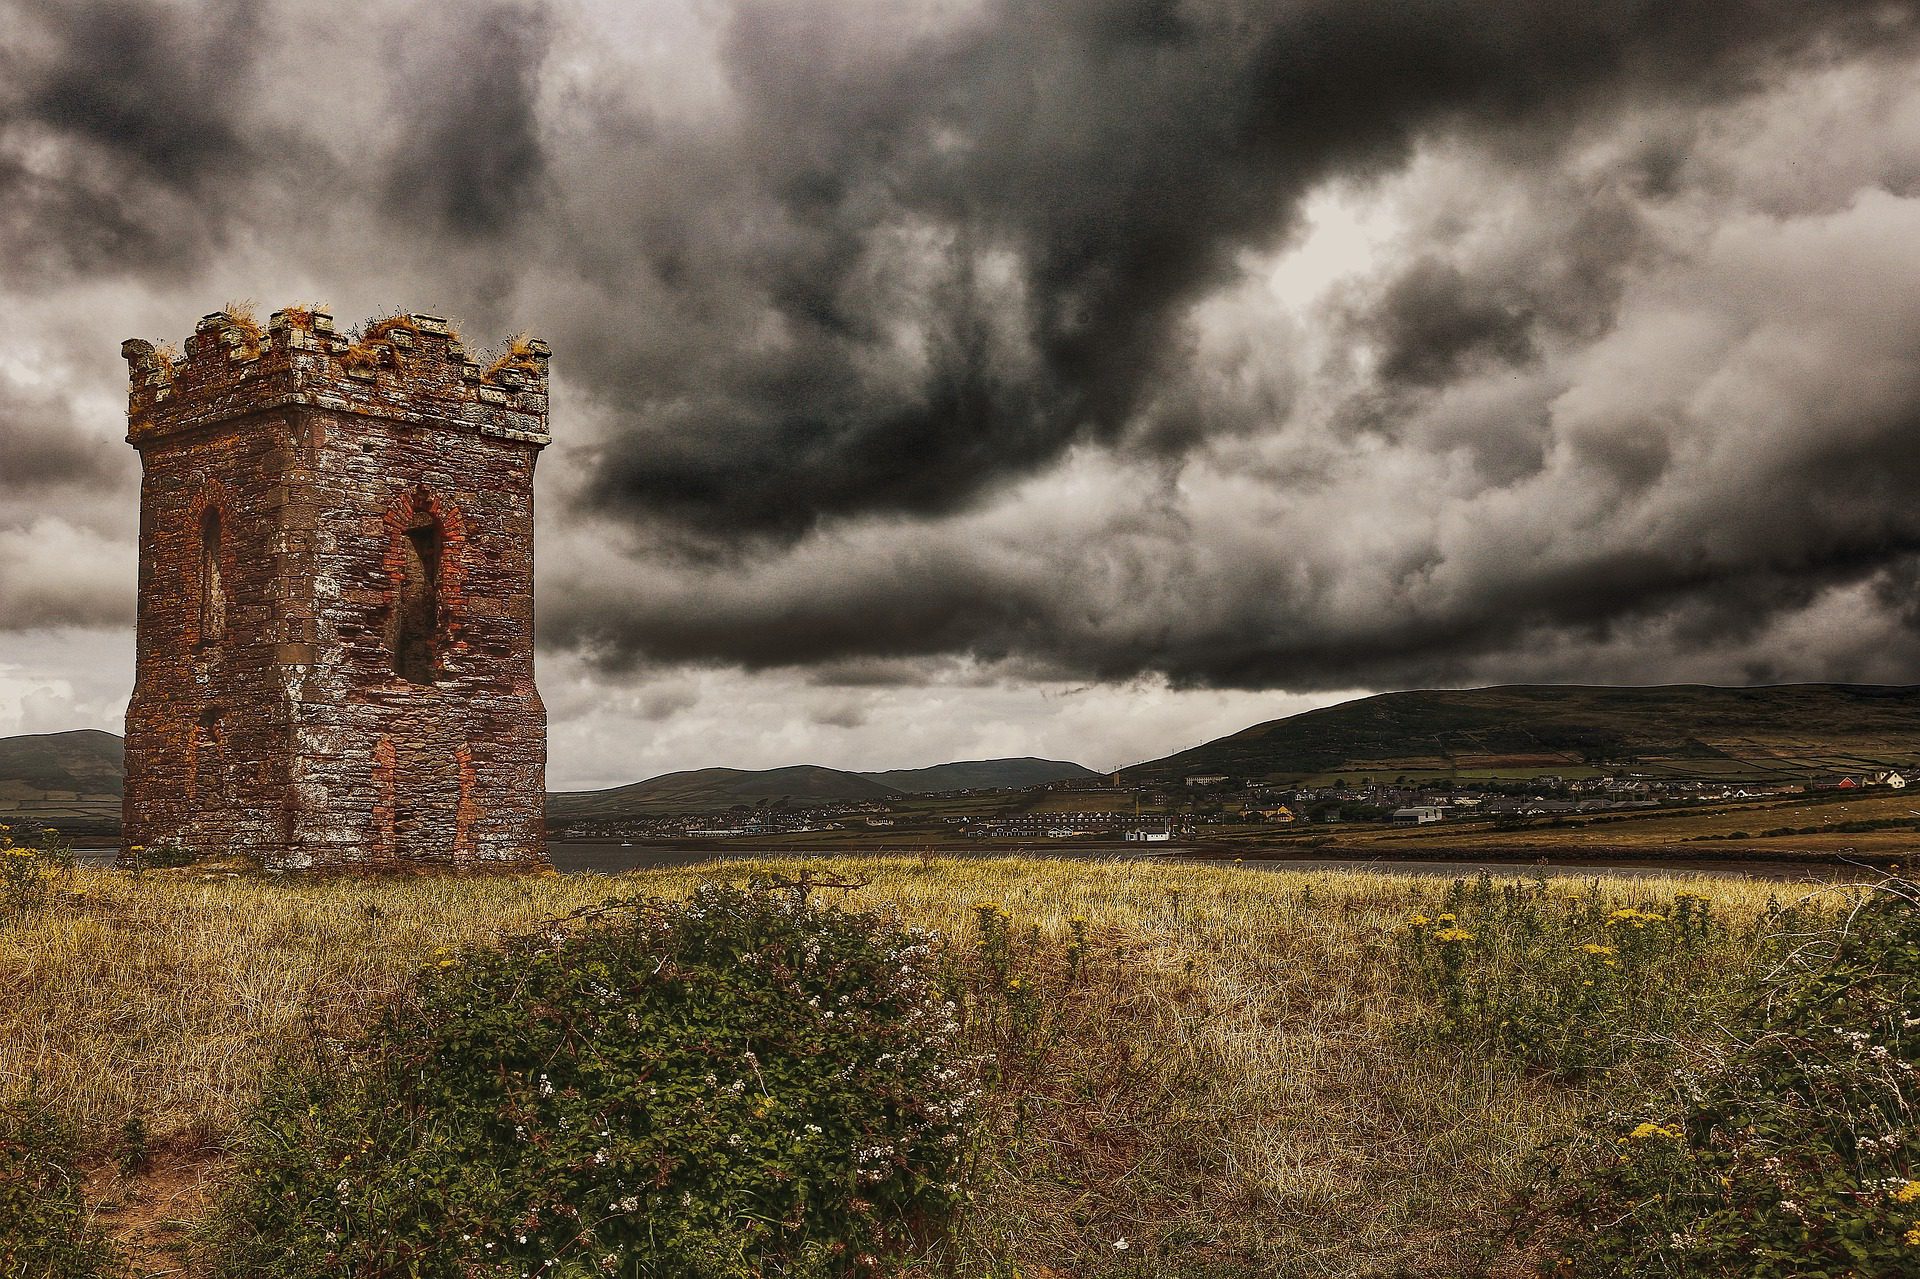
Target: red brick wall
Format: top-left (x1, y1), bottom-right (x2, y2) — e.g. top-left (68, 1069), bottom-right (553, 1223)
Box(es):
top-left (122, 309), bottom-right (550, 869)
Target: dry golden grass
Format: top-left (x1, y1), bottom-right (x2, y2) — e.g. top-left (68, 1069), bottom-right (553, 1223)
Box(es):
top-left (0, 857), bottom-right (1845, 1276)
top-left (274, 302), bottom-right (327, 329)
top-left (217, 302), bottom-right (263, 359)
top-left (482, 333), bottom-right (542, 381)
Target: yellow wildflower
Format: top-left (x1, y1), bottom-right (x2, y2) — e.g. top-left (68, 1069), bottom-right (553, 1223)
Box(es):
top-left (1431, 927), bottom-right (1476, 943)
top-left (1409, 913), bottom-right (1430, 926)
top-left (1626, 1122), bottom-right (1681, 1141)
top-left (1892, 1180), bottom-right (1920, 1204)
top-left (1580, 943), bottom-right (1617, 957)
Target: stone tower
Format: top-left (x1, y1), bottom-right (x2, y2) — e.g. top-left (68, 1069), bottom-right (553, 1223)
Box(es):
top-left (121, 308), bottom-right (551, 870)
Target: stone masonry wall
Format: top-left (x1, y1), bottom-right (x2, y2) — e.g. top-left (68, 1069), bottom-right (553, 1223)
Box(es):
top-left (122, 308), bottom-right (550, 869)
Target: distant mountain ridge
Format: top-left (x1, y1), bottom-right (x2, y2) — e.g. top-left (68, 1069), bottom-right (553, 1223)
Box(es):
top-left (547, 765), bottom-right (901, 820)
top-left (547, 757), bottom-right (1099, 819)
top-left (0, 729), bottom-right (124, 800)
top-left (855, 757), bottom-right (1099, 793)
top-left (0, 731), bottom-right (1094, 814)
top-left (12, 683), bottom-right (1910, 819)
top-left (1121, 683), bottom-right (1920, 783)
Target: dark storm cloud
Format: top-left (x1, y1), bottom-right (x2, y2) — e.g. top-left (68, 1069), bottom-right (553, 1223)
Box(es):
top-left (382, 3), bottom-right (554, 236)
top-left (23, 0), bottom-right (256, 180)
top-left (0, 374), bottom-right (122, 492)
top-left (1370, 258), bottom-right (1535, 388)
top-left (0, 0), bottom-right (266, 279)
top-left (578, 0), bottom-right (1917, 542)
top-left (8, 0), bottom-right (1920, 702)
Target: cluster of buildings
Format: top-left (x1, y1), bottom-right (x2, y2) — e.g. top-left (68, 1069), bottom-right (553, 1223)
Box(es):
top-left (559, 800), bottom-right (893, 842)
top-left (958, 812), bottom-right (1179, 841)
top-left (1172, 769), bottom-right (1912, 826)
top-left (552, 767), bottom-right (1917, 846)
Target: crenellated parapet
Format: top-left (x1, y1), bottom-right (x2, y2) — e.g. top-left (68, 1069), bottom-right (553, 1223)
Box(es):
top-left (122, 308), bottom-right (551, 449)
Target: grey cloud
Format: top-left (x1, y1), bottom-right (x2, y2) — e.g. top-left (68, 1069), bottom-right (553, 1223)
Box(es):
top-left (1370, 258), bottom-right (1536, 388)
top-left (544, 118), bottom-right (1920, 692)
top-left (0, 0), bottom-right (268, 279)
top-left (0, 374), bottom-right (124, 493)
top-left (381, 3), bottom-right (554, 237)
top-left (7, 0), bottom-right (1920, 706)
top-left (578, 0), bottom-right (1919, 543)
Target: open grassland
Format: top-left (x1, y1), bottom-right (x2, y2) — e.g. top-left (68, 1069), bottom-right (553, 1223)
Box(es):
top-left (0, 856), bottom-right (1862, 1277)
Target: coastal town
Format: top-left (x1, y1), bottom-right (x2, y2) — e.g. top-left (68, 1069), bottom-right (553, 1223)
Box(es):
top-left (554, 767), bottom-right (1914, 846)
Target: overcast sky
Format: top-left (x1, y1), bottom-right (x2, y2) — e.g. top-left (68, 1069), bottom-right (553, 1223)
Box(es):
top-left (3, 0), bottom-right (1920, 789)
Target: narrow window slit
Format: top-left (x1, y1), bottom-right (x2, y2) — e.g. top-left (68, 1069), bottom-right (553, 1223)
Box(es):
top-left (394, 519), bottom-right (442, 684)
top-left (199, 507), bottom-right (225, 645)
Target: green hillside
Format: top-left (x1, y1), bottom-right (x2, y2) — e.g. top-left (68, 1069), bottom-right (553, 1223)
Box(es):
top-left (1121, 684), bottom-right (1920, 784)
top-left (857, 757), bottom-right (1099, 793)
top-left (0, 729), bottom-right (124, 799)
top-left (547, 764), bottom-right (902, 820)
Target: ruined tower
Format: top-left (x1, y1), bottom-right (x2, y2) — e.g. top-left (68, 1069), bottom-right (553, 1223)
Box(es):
top-left (121, 308), bottom-right (551, 869)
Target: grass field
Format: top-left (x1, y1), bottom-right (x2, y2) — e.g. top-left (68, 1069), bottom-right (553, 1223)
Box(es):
top-left (0, 855), bottom-right (1869, 1277)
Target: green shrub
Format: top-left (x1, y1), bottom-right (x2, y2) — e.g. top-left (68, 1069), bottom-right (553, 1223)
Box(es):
top-left (0, 824), bottom-right (72, 921)
top-left (120, 836), bottom-right (216, 872)
top-left (0, 1088), bottom-right (115, 1279)
top-left (1396, 873), bottom-right (1786, 1077)
top-left (1523, 882), bottom-right (1920, 1277)
top-left (211, 884), bottom-right (974, 1279)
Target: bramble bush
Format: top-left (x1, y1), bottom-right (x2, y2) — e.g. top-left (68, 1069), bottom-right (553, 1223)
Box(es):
top-left (0, 1088), bottom-right (114, 1279)
top-left (211, 884), bottom-right (975, 1279)
top-left (1395, 873), bottom-right (1798, 1078)
top-left (1521, 881), bottom-right (1920, 1278)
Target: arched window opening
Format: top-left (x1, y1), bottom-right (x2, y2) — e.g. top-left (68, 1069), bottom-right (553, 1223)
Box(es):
top-left (198, 507), bottom-right (226, 645)
top-left (393, 519), bottom-right (442, 684)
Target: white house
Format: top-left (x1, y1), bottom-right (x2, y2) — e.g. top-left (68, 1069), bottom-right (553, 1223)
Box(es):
top-left (1390, 806), bottom-right (1444, 825)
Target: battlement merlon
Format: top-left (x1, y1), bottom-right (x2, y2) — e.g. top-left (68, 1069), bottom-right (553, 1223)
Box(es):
top-left (121, 310), bottom-right (551, 449)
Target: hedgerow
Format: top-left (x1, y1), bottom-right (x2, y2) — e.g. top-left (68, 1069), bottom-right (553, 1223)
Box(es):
top-left (1522, 881), bottom-right (1920, 1277)
top-left (211, 883), bottom-right (974, 1279)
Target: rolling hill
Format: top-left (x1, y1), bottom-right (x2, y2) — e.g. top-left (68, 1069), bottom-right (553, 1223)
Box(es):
top-left (0, 729), bottom-right (124, 799)
top-left (856, 757), bottom-right (1100, 793)
top-left (1120, 684), bottom-right (1920, 784)
top-left (547, 755), bottom-right (1102, 819)
top-left (1, 732), bottom-right (1097, 825)
top-left (546, 765), bottom-right (903, 820)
